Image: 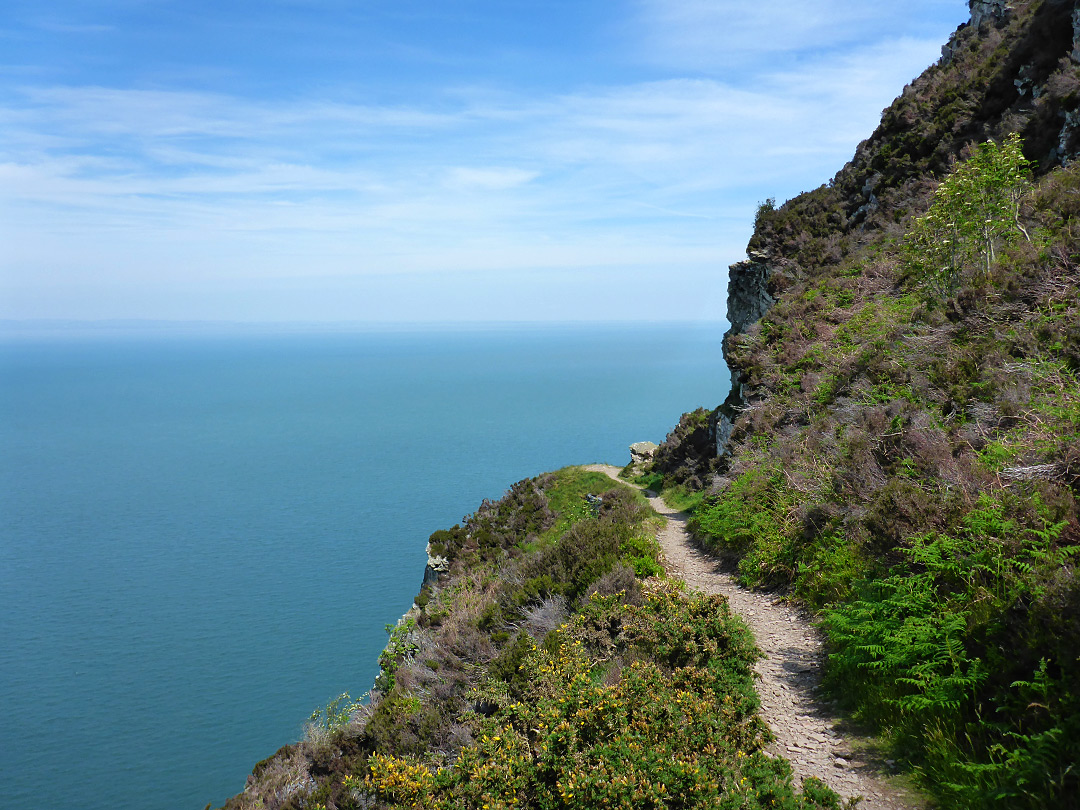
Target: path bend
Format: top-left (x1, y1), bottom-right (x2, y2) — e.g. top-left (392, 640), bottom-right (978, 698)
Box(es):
top-left (585, 464), bottom-right (924, 810)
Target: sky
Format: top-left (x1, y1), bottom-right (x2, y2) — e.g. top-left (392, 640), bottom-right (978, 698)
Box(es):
top-left (0, 0), bottom-right (971, 324)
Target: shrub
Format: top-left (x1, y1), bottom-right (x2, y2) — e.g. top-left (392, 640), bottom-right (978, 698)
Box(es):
top-left (821, 494), bottom-right (1079, 808)
top-left (903, 133), bottom-right (1032, 297)
top-left (362, 584), bottom-right (847, 810)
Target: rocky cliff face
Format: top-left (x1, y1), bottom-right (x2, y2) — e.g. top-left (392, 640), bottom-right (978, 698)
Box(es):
top-left (837, 0), bottom-right (1080, 216)
top-left (725, 252), bottom-right (775, 339)
top-left (714, 0), bottom-right (1080, 458)
top-left (717, 252), bottom-right (777, 456)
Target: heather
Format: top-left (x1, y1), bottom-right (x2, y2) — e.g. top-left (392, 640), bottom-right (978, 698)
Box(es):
top-left (219, 4), bottom-right (1080, 808)
top-left (223, 469), bottom-right (848, 810)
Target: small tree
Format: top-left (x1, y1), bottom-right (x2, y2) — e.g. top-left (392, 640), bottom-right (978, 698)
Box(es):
top-left (904, 132), bottom-right (1031, 296)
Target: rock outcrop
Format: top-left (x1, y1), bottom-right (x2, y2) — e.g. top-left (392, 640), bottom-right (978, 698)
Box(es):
top-left (725, 252), bottom-right (775, 338)
top-left (627, 441), bottom-right (658, 475)
top-left (422, 542), bottom-right (449, 586)
top-left (715, 251), bottom-right (778, 457)
top-left (969, 0), bottom-right (1010, 28)
top-left (1074, 6), bottom-right (1080, 62)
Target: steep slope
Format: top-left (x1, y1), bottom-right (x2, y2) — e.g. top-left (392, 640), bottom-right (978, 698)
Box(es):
top-left (647, 2), bottom-right (1080, 808)
top-left (218, 470), bottom-right (853, 810)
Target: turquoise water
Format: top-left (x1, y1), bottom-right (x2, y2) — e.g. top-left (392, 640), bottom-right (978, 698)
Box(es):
top-left (0, 322), bottom-right (729, 810)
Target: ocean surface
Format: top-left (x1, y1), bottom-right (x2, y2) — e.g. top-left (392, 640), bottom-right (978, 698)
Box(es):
top-left (0, 322), bottom-right (730, 810)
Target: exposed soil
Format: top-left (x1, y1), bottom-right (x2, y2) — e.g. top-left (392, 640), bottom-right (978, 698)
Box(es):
top-left (585, 465), bottom-right (928, 810)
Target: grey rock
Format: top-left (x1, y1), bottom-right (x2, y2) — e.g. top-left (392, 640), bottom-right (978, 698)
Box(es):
top-left (1059, 109), bottom-right (1080, 164)
top-left (969, 0), bottom-right (1010, 28)
top-left (629, 441), bottom-right (658, 463)
top-left (1074, 7), bottom-right (1080, 62)
top-left (625, 441), bottom-right (659, 476)
top-left (726, 257), bottom-right (774, 336)
top-left (715, 410), bottom-right (734, 458)
top-left (422, 542), bottom-right (450, 586)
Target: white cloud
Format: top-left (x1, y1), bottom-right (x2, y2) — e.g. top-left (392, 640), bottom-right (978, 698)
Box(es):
top-left (0, 1), bottom-right (971, 321)
top-left (34, 20), bottom-right (115, 34)
top-left (0, 34), bottom-right (943, 224)
top-left (446, 167), bottom-right (540, 190)
top-left (627, 0), bottom-right (966, 71)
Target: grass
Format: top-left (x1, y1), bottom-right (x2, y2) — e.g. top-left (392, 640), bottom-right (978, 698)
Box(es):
top-left (661, 484), bottom-right (706, 513)
top-left (226, 467), bottom-right (846, 809)
top-left (527, 467), bottom-right (625, 548)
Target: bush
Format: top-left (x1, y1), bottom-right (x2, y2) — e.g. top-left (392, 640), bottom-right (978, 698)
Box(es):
top-left (821, 495), bottom-right (1079, 808)
top-left (903, 133), bottom-right (1032, 297)
top-left (362, 584), bottom-right (847, 810)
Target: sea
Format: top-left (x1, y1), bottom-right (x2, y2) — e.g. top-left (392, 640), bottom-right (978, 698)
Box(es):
top-left (0, 321), bottom-right (730, 810)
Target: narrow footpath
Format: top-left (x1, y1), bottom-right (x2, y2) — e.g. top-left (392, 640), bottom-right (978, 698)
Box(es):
top-left (586, 465), bottom-right (925, 810)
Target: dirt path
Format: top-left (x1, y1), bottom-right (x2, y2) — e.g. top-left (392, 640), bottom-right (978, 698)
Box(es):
top-left (585, 464), bottom-right (924, 810)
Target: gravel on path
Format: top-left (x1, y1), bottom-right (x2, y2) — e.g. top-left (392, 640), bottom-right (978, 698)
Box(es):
top-left (585, 464), bottom-right (926, 810)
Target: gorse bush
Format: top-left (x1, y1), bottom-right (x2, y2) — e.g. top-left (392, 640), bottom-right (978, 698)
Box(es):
top-left (226, 468), bottom-right (863, 810)
top-left (361, 584), bottom-right (851, 810)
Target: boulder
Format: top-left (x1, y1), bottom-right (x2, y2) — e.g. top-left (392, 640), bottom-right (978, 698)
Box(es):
top-left (628, 441), bottom-right (658, 473)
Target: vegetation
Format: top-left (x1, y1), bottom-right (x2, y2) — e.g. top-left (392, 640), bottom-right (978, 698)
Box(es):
top-left (821, 493), bottom-right (1077, 809)
top-left (903, 133), bottom-right (1032, 295)
top-left (674, 116), bottom-right (1080, 810)
top-left (644, 6), bottom-right (1080, 803)
top-left (637, 407), bottom-right (719, 493)
top-left (220, 468), bottom-right (843, 809)
top-left (220, 6), bottom-right (1080, 809)
top-left (363, 585), bottom-right (849, 810)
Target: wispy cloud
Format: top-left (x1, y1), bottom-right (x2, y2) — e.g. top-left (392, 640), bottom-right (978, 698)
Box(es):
top-left (0, 48), bottom-right (939, 268)
top-left (33, 20), bottom-right (115, 34)
top-left (627, 0), bottom-right (964, 71)
top-left (0, 1), bottom-right (969, 321)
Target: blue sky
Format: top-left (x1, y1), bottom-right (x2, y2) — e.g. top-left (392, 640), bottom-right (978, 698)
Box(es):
top-left (0, 0), bottom-right (969, 324)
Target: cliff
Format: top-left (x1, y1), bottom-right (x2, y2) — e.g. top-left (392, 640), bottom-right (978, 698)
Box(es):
top-left (723, 0), bottom-right (1080, 409)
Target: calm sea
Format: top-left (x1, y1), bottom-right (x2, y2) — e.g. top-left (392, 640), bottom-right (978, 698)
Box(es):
top-left (0, 322), bottom-right (729, 810)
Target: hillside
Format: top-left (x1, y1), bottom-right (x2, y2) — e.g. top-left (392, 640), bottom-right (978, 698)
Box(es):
top-left (647, 1), bottom-right (1080, 807)
top-left (217, 3), bottom-right (1080, 809)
